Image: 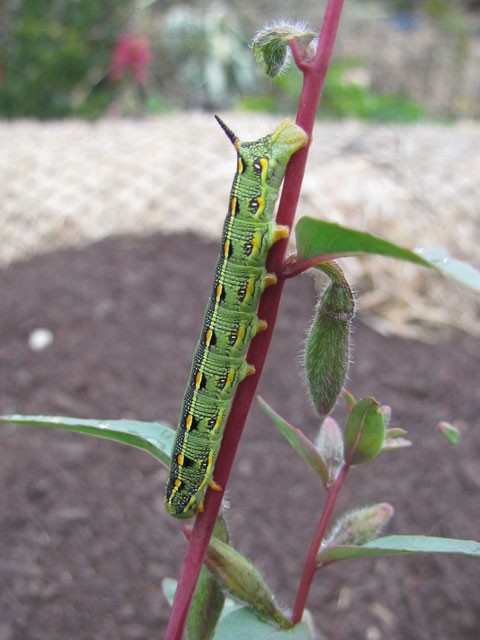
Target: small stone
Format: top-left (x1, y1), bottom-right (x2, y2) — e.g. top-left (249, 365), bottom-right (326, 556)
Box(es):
top-left (28, 328), bottom-right (54, 351)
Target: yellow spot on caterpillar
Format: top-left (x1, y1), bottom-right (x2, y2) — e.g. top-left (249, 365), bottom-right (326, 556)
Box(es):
top-left (256, 197), bottom-right (265, 216)
top-left (264, 273), bottom-right (278, 288)
top-left (256, 319), bottom-right (268, 333)
top-left (260, 158), bottom-right (268, 184)
top-left (216, 284), bottom-right (223, 302)
top-left (214, 411), bottom-right (223, 432)
top-left (195, 372), bottom-right (203, 389)
top-left (177, 453), bottom-right (184, 466)
top-left (226, 369), bottom-right (235, 388)
top-left (273, 225), bottom-right (290, 243)
top-left (174, 478), bottom-right (181, 488)
top-left (205, 329), bottom-right (213, 346)
top-left (246, 278), bottom-right (255, 299)
top-left (237, 156), bottom-right (243, 173)
top-left (245, 363), bottom-right (256, 377)
top-left (209, 479), bottom-right (222, 491)
top-left (230, 196), bottom-right (237, 216)
top-left (186, 414), bottom-right (193, 430)
top-left (224, 238), bottom-right (230, 258)
top-left (236, 325), bottom-right (245, 344)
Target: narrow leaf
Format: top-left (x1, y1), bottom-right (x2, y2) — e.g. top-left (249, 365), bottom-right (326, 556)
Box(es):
top-left (257, 397), bottom-right (330, 484)
top-left (0, 414), bottom-right (175, 466)
top-left (295, 217), bottom-right (480, 292)
top-left (317, 535), bottom-right (480, 564)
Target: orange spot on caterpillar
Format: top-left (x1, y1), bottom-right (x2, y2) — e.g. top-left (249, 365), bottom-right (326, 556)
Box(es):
top-left (177, 453), bottom-right (184, 465)
top-left (224, 238), bottom-right (230, 258)
top-left (174, 478), bottom-right (181, 488)
top-left (195, 372), bottom-right (203, 389)
top-left (230, 196), bottom-right (237, 216)
top-left (209, 479), bottom-right (222, 491)
top-left (216, 284), bottom-right (223, 302)
top-left (264, 273), bottom-right (277, 288)
top-left (205, 329), bottom-right (213, 346)
top-left (186, 414), bottom-right (193, 430)
top-left (237, 156), bottom-right (244, 173)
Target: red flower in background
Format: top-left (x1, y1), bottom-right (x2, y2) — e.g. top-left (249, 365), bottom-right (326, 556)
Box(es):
top-left (110, 34), bottom-right (152, 85)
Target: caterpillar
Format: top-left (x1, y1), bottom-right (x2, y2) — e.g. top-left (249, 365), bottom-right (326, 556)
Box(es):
top-left (164, 117), bottom-right (308, 518)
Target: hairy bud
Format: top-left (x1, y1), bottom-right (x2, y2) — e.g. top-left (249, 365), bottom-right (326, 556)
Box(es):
top-left (323, 503), bottom-right (394, 548)
top-left (305, 268), bottom-right (355, 416)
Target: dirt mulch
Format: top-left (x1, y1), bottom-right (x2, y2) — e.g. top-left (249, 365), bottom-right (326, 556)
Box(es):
top-left (0, 232), bottom-right (479, 640)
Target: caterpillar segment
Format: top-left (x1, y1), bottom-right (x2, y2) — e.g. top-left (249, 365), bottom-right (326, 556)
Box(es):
top-left (165, 117), bottom-right (308, 517)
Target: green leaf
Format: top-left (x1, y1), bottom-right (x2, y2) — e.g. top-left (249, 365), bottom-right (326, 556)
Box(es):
top-left (214, 608), bottom-right (310, 640)
top-left (0, 414), bottom-right (175, 467)
top-left (162, 578), bottom-right (177, 607)
top-left (257, 397), bottom-right (330, 484)
top-left (295, 217), bottom-right (480, 292)
top-left (317, 535), bottom-right (480, 564)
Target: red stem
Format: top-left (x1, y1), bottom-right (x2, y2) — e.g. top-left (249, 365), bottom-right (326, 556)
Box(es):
top-left (165, 1), bottom-right (344, 637)
top-left (292, 463), bottom-right (350, 624)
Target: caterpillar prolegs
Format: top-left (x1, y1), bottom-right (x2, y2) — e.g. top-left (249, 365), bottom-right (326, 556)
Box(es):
top-left (164, 117), bottom-right (308, 518)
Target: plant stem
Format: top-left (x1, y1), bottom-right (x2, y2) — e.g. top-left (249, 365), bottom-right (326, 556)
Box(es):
top-left (165, 1), bottom-right (345, 637)
top-left (292, 463), bottom-right (350, 624)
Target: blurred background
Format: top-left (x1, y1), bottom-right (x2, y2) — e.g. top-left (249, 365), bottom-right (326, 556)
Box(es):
top-left (1, 0), bottom-right (480, 337)
top-left (1, 0), bottom-right (480, 120)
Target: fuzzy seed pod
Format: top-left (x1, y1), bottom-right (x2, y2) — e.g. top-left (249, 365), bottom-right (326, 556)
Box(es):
top-left (305, 270), bottom-right (355, 416)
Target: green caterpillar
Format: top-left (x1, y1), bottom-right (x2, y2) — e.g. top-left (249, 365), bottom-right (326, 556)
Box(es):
top-left (164, 117), bottom-right (308, 518)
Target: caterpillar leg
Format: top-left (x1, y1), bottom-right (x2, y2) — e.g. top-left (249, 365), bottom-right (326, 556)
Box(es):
top-left (209, 479), bottom-right (223, 491)
top-left (245, 363), bottom-right (256, 377)
top-left (264, 273), bottom-right (278, 288)
top-left (273, 225), bottom-right (290, 243)
top-left (256, 319), bottom-right (268, 334)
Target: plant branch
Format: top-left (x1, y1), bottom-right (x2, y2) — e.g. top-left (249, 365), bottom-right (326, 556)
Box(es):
top-left (292, 463), bottom-right (351, 624)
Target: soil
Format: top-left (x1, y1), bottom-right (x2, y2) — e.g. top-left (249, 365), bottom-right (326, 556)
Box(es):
top-left (0, 232), bottom-right (479, 640)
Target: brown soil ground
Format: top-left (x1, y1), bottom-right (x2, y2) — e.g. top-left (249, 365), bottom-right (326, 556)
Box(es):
top-left (0, 233), bottom-right (479, 640)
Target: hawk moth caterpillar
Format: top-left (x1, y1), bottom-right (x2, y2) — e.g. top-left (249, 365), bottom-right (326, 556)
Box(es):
top-left (164, 117), bottom-right (308, 518)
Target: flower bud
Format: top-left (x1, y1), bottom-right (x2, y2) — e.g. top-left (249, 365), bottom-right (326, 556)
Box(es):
top-left (315, 416), bottom-right (344, 483)
top-left (343, 397), bottom-right (385, 465)
top-left (437, 421), bottom-right (460, 444)
top-left (203, 536), bottom-right (291, 628)
top-left (187, 566), bottom-right (225, 640)
top-left (305, 274), bottom-right (355, 416)
top-left (323, 503), bottom-right (394, 548)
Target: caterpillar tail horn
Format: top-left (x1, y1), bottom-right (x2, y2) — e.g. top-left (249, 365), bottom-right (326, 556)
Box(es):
top-left (215, 115), bottom-right (239, 149)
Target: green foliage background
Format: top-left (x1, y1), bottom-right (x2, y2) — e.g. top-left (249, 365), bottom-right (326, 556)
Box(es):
top-left (0, 0), bottom-right (132, 118)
